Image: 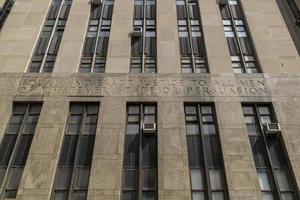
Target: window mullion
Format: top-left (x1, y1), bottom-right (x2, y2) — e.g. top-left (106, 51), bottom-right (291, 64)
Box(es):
top-left (142, 1), bottom-right (146, 73)
top-left (40, 0), bottom-right (66, 73)
top-left (254, 105), bottom-right (282, 200)
top-left (138, 104), bottom-right (143, 200)
top-left (0, 104), bottom-right (29, 198)
top-left (196, 104), bottom-right (211, 200)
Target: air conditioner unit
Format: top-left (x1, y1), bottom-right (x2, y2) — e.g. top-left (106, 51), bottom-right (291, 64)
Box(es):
top-left (92, 0), bottom-right (102, 5)
top-left (143, 122), bottom-right (156, 133)
top-left (264, 123), bottom-right (281, 137)
top-left (131, 27), bottom-right (143, 37)
top-left (217, 0), bottom-right (228, 5)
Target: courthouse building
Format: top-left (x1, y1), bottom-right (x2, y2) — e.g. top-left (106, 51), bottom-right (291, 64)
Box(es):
top-left (0, 0), bottom-right (299, 199)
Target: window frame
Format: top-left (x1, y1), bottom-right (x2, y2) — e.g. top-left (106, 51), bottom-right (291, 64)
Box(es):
top-left (219, 0), bottom-right (261, 73)
top-left (175, 0), bottom-right (209, 73)
top-left (51, 102), bottom-right (99, 200)
top-left (28, 0), bottom-right (73, 73)
top-left (121, 103), bottom-right (158, 200)
top-left (130, 0), bottom-right (157, 73)
top-left (0, 102), bottom-right (42, 199)
top-left (184, 103), bottom-right (229, 200)
top-left (242, 103), bottom-right (300, 200)
top-left (79, 0), bottom-right (115, 73)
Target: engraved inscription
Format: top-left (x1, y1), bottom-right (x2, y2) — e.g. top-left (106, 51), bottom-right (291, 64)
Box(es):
top-left (16, 76), bottom-right (269, 97)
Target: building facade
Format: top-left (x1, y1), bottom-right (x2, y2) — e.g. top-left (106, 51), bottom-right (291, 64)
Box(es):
top-left (0, 0), bottom-right (299, 199)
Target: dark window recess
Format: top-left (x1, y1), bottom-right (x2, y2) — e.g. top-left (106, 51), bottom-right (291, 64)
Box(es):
top-left (0, 103), bottom-right (42, 199)
top-left (275, 0), bottom-right (300, 55)
top-left (176, 0), bottom-right (208, 73)
top-left (29, 0), bottom-right (73, 73)
top-left (130, 0), bottom-right (157, 73)
top-left (242, 104), bottom-right (300, 200)
top-left (219, 0), bottom-right (260, 73)
top-left (80, 0), bottom-right (115, 73)
top-left (51, 103), bottom-right (99, 200)
top-left (0, 0), bottom-right (15, 31)
top-left (122, 104), bottom-right (158, 200)
top-left (184, 104), bottom-right (228, 200)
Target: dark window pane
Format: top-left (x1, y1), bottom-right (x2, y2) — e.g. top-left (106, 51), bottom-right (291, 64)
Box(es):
top-left (72, 191), bottom-right (87, 200)
top-left (123, 191), bottom-right (137, 200)
top-left (86, 104), bottom-right (99, 114)
top-left (142, 192), bottom-right (156, 200)
top-left (246, 124), bottom-right (260, 135)
top-left (143, 169), bottom-right (156, 190)
top-left (187, 136), bottom-right (202, 168)
top-left (0, 135), bottom-right (17, 167)
top-left (142, 136), bottom-right (157, 167)
top-left (124, 169), bottom-right (137, 190)
top-left (74, 168), bottom-right (90, 189)
top-left (67, 124), bottom-right (81, 135)
top-left (83, 37), bottom-right (96, 56)
top-left (211, 192), bottom-right (225, 200)
top-left (124, 136), bottom-right (139, 167)
top-left (6, 123), bottom-right (22, 134)
top-left (59, 135), bottom-right (78, 166)
top-left (275, 170), bottom-right (292, 192)
top-left (203, 136), bottom-right (221, 167)
top-left (83, 124), bottom-right (97, 135)
top-left (53, 191), bottom-right (68, 200)
top-left (144, 106), bottom-right (155, 114)
top-left (267, 139), bottom-right (287, 168)
top-left (55, 168), bottom-right (73, 190)
top-left (70, 104), bottom-right (84, 114)
top-left (76, 136), bottom-right (95, 166)
top-left (4, 190), bottom-right (17, 198)
top-left (250, 137), bottom-right (268, 168)
top-left (13, 104), bottom-right (27, 114)
top-left (13, 135), bottom-right (33, 166)
top-left (6, 167), bottom-right (24, 190)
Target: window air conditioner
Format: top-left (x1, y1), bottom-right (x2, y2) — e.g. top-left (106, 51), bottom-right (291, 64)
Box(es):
top-left (143, 122), bottom-right (156, 133)
top-left (217, 0), bottom-right (228, 5)
top-left (92, 0), bottom-right (102, 5)
top-left (264, 123), bottom-right (281, 137)
top-left (131, 27), bottom-right (143, 37)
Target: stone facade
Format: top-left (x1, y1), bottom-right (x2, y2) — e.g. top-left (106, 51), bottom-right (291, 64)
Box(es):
top-left (0, 0), bottom-right (299, 200)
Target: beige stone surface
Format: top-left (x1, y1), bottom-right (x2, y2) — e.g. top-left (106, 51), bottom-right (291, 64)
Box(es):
top-left (0, 0), bottom-right (298, 199)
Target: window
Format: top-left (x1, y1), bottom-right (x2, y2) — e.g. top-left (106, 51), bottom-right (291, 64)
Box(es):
top-left (29, 0), bottom-right (73, 73)
top-left (0, 0), bottom-right (15, 31)
top-left (0, 103), bottom-right (42, 198)
top-left (51, 103), bottom-right (99, 200)
top-left (79, 0), bottom-right (115, 73)
top-left (130, 0), bottom-right (157, 73)
top-left (122, 104), bottom-right (158, 200)
top-left (242, 104), bottom-right (299, 200)
top-left (184, 104), bottom-right (228, 200)
top-left (275, 0), bottom-right (300, 55)
top-left (219, 0), bottom-right (260, 73)
top-left (176, 0), bottom-right (208, 73)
